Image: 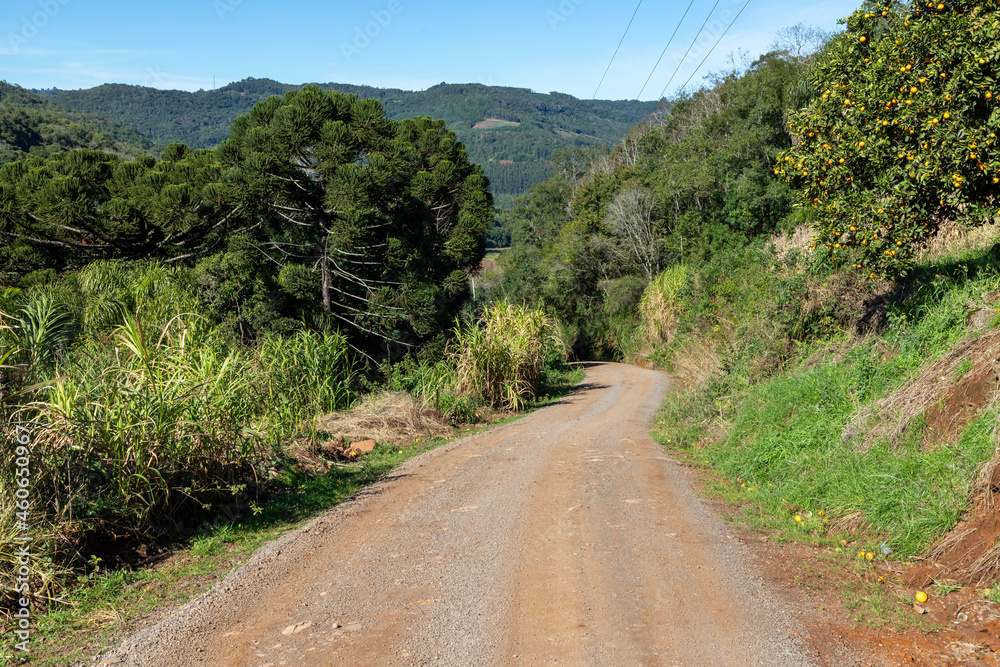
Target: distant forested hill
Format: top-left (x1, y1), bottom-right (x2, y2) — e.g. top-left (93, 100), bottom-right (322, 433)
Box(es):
top-left (36, 79), bottom-right (659, 195)
top-left (0, 82), bottom-right (154, 164)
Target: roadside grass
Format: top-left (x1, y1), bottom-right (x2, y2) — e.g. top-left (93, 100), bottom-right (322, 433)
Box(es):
top-left (9, 367), bottom-right (584, 667)
top-left (651, 235), bottom-right (1000, 630)
top-left (18, 437), bottom-right (445, 667)
top-left (839, 569), bottom-right (941, 633)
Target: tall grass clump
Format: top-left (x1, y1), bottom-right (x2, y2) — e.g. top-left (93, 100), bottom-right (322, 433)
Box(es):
top-left (26, 315), bottom-right (266, 528)
top-left (259, 330), bottom-right (355, 433)
top-left (452, 300), bottom-right (563, 410)
top-left (640, 264), bottom-right (689, 346)
top-left (2, 281), bottom-right (361, 539)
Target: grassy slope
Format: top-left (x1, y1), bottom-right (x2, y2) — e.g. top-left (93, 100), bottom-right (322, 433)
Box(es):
top-left (653, 230), bottom-right (1000, 561)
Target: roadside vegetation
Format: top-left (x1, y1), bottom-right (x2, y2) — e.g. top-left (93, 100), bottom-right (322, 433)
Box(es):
top-left (5, 0), bottom-right (1000, 658)
top-left (0, 272), bottom-right (573, 662)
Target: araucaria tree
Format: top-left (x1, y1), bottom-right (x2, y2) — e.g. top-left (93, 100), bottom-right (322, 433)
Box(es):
top-left (0, 148), bottom-right (231, 275)
top-left (218, 86), bottom-right (492, 349)
top-left (778, 0), bottom-right (1000, 277)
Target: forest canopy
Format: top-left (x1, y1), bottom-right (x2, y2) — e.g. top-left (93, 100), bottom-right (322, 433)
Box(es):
top-left (0, 86), bottom-right (493, 354)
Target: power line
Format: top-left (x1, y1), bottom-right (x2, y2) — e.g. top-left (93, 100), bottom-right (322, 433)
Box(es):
top-left (634, 0), bottom-right (697, 100)
top-left (593, 0), bottom-right (644, 99)
top-left (654, 0), bottom-right (722, 101)
top-left (676, 0), bottom-right (752, 94)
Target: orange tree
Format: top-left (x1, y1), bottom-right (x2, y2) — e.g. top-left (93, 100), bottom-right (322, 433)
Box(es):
top-left (777, 0), bottom-right (1000, 277)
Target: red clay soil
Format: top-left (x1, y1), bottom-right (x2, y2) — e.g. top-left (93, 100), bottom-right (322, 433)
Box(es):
top-left (902, 473), bottom-right (1000, 609)
top-left (925, 359), bottom-right (1000, 446)
top-left (686, 463), bottom-right (1000, 667)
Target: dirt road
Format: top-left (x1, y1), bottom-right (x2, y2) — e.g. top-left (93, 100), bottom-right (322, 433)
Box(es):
top-left (101, 363), bottom-right (816, 666)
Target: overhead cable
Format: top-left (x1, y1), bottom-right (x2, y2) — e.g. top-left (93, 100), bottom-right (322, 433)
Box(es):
top-left (653, 0), bottom-right (722, 100)
top-left (633, 0), bottom-right (697, 100)
top-left (593, 0), bottom-right (644, 98)
top-left (674, 0), bottom-right (753, 95)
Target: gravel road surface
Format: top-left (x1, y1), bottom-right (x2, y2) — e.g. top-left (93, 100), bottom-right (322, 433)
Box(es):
top-left (98, 362), bottom-right (816, 666)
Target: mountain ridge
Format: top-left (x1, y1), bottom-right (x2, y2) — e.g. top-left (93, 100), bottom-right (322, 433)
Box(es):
top-left (35, 78), bottom-right (660, 195)
top-left (0, 81), bottom-right (154, 163)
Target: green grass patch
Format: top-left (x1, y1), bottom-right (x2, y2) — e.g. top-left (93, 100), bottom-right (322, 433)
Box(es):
top-left (654, 238), bottom-right (1000, 563)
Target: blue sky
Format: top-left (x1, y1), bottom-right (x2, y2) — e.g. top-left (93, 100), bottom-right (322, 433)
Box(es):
top-left (1, 0), bottom-right (861, 100)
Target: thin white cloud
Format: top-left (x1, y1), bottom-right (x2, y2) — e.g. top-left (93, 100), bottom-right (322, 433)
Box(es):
top-left (0, 46), bottom-right (174, 57)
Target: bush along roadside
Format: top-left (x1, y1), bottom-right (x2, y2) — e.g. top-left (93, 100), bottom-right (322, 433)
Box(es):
top-left (0, 286), bottom-right (578, 665)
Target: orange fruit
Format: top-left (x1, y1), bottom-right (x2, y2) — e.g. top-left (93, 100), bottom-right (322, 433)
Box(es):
top-left (915, 591), bottom-right (928, 603)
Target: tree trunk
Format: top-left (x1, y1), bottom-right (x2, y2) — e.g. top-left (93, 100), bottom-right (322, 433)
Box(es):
top-left (321, 234), bottom-right (332, 313)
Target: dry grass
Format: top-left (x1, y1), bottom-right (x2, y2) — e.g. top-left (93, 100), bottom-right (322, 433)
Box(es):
top-left (77, 606), bottom-right (125, 631)
top-left (671, 336), bottom-right (722, 391)
top-left (769, 225), bottom-right (816, 261)
top-left (639, 265), bottom-right (689, 347)
top-left (832, 511), bottom-right (869, 536)
top-left (917, 220), bottom-right (1000, 264)
top-left (315, 391), bottom-right (450, 446)
top-left (961, 542), bottom-right (1000, 586)
top-left (974, 446), bottom-right (1000, 509)
top-left (843, 330), bottom-right (1000, 451)
top-left (926, 525), bottom-right (978, 565)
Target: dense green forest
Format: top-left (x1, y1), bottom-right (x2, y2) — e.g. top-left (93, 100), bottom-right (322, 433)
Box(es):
top-left (36, 80), bottom-right (659, 196)
top-left (0, 82), bottom-right (154, 163)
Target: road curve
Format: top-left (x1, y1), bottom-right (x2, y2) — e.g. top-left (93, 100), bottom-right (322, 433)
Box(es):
top-left (100, 362), bottom-right (813, 667)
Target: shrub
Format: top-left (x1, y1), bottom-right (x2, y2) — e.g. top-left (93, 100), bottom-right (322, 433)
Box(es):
top-left (452, 300), bottom-right (563, 410)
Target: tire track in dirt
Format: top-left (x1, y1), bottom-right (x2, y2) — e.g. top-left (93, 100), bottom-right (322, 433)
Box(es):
top-left (99, 362), bottom-right (815, 667)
